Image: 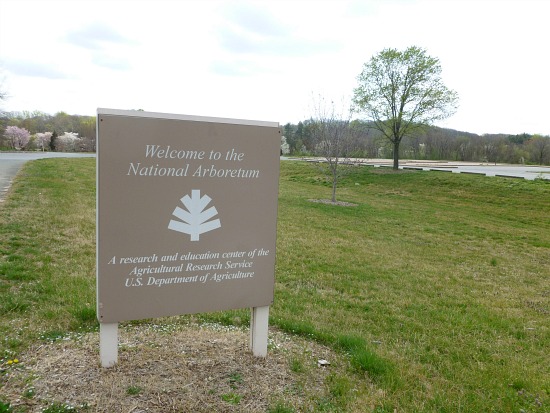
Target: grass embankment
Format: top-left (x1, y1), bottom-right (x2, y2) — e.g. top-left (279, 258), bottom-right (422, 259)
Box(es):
top-left (1, 158), bottom-right (549, 412)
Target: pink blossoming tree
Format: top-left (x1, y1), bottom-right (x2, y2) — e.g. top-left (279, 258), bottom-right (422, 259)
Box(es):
top-left (4, 125), bottom-right (31, 150)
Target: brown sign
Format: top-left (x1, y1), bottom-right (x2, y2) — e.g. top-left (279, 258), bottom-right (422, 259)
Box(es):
top-left (97, 109), bottom-right (280, 323)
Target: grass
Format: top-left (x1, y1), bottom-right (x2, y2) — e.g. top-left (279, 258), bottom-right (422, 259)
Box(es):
top-left (126, 385), bottom-right (142, 395)
top-left (0, 159), bottom-right (97, 356)
top-left (1, 158), bottom-right (549, 412)
top-left (273, 163), bottom-right (549, 411)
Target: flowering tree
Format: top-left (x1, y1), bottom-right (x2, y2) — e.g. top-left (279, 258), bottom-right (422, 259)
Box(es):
top-left (56, 132), bottom-right (81, 152)
top-left (4, 125), bottom-right (31, 150)
top-left (35, 132), bottom-right (53, 151)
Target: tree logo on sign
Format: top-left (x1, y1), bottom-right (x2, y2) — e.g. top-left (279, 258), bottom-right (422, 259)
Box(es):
top-left (168, 190), bottom-right (221, 241)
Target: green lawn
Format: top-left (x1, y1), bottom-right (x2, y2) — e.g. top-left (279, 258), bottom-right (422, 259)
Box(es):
top-left (1, 158), bottom-right (548, 412)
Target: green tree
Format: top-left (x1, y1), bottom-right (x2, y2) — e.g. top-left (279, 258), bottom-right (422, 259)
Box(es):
top-left (507, 133), bottom-right (531, 145)
top-left (294, 121), bottom-right (305, 153)
top-left (51, 111), bottom-right (75, 135)
top-left (282, 123), bottom-right (297, 154)
top-left (50, 130), bottom-right (58, 151)
top-left (300, 120), bottom-right (316, 153)
top-left (353, 46), bottom-right (459, 169)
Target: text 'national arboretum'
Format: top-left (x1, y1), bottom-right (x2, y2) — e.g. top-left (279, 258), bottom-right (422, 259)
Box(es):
top-left (126, 144), bottom-right (260, 179)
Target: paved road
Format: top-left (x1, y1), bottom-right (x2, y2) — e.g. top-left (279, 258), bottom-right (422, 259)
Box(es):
top-left (0, 159), bottom-right (25, 202)
top-left (0, 152), bottom-right (96, 202)
top-left (392, 161), bottom-right (550, 180)
top-left (295, 157), bottom-right (550, 181)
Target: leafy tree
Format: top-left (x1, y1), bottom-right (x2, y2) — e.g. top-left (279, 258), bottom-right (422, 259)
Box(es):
top-left (4, 125), bottom-right (30, 150)
top-left (295, 121), bottom-right (304, 144)
top-left (50, 130), bottom-right (58, 151)
top-left (507, 133), bottom-right (531, 145)
top-left (353, 46), bottom-right (459, 169)
top-left (283, 122), bottom-right (298, 154)
top-left (15, 110), bottom-right (48, 133)
top-left (300, 120), bottom-right (316, 153)
top-left (52, 111), bottom-right (75, 135)
top-left (77, 116), bottom-right (96, 140)
top-left (283, 123), bottom-right (293, 139)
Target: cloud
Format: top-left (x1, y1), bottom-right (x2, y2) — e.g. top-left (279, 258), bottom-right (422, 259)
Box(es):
top-left (65, 21), bottom-right (136, 50)
top-left (209, 58), bottom-right (277, 77)
top-left (64, 22), bottom-right (136, 71)
top-left (224, 4), bottom-right (287, 38)
top-left (2, 59), bottom-right (68, 79)
top-left (217, 3), bottom-right (341, 57)
top-left (91, 54), bottom-right (132, 71)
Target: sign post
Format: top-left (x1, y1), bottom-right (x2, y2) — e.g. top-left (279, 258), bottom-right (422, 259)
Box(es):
top-left (250, 306), bottom-right (270, 357)
top-left (99, 323), bottom-right (118, 367)
top-left (96, 109), bottom-right (280, 367)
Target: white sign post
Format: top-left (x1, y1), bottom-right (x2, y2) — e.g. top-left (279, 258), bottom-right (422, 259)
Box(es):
top-left (99, 323), bottom-right (118, 367)
top-left (250, 306), bottom-right (270, 357)
top-left (96, 109), bottom-right (280, 367)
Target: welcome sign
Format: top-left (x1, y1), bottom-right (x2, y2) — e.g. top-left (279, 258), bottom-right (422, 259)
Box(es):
top-left (97, 109), bottom-right (280, 323)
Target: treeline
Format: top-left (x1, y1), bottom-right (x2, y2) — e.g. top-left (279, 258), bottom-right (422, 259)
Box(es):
top-left (0, 111), bottom-right (96, 152)
top-left (2, 111), bottom-right (549, 165)
top-left (282, 120), bottom-right (550, 165)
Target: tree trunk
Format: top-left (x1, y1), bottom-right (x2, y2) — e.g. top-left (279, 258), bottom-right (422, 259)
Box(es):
top-left (331, 173), bottom-right (337, 202)
top-left (393, 141), bottom-right (400, 170)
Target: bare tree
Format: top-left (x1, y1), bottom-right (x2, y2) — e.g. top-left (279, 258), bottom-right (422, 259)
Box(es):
top-left (527, 135), bottom-right (550, 165)
top-left (0, 76), bottom-right (8, 141)
top-left (0, 74), bottom-right (7, 106)
top-left (310, 95), bottom-right (356, 203)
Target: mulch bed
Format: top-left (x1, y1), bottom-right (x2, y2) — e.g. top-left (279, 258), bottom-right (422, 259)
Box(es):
top-left (1, 322), bottom-right (349, 412)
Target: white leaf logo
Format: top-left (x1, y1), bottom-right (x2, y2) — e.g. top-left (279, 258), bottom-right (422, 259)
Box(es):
top-left (168, 190), bottom-right (221, 241)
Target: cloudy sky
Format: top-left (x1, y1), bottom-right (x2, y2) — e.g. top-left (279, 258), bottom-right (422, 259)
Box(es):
top-left (0, 0), bottom-right (548, 135)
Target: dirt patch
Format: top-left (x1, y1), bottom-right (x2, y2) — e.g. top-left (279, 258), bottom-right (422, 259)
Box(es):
top-left (1, 322), bottom-right (356, 412)
top-left (308, 199), bottom-right (358, 207)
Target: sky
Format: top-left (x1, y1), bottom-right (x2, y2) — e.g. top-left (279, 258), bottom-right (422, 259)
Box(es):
top-left (0, 0), bottom-right (549, 136)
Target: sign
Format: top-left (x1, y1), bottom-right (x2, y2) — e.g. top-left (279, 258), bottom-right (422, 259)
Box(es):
top-left (97, 109), bottom-right (280, 323)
